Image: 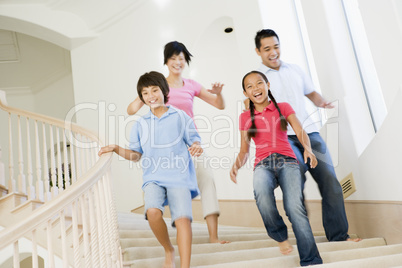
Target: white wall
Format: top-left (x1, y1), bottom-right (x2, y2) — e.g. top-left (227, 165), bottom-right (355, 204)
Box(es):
top-left (34, 74), bottom-right (75, 121)
top-left (300, 0), bottom-right (402, 201)
top-left (1, 0), bottom-right (402, 213)
top-left (357, 89), bottom-right (402, 200)
top-left (70, 0), bottom-right (265, 211)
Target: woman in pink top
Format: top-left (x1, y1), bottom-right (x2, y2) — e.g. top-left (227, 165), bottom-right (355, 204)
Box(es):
top-left (127, 41), bottom-right (228, 244)
top-left (230, 71), bottom-right (322, 266)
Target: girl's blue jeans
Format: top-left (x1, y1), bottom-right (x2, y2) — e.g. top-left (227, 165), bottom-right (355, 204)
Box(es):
top-left (253, 153), bottom-right (322, 266)
top-left (288, 132), bottom-right (349, 241)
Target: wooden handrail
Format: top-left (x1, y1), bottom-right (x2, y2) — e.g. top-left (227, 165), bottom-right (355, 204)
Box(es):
top-left (0, 90), bottom-right (122, 267)
top-left (0, 153), bottom-right (113, 250)
top-left (0, 90), bottom-right (101, 145)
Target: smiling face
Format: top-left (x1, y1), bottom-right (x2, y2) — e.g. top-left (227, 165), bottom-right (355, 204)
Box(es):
top-left (255, 36), bottom-right (281, 70)
top-left (166, 52), bottom-right (187, 75)
top-left (141, 85), bottom-right (165, 109)
top-left (243, 72), bottom-right (270, 106)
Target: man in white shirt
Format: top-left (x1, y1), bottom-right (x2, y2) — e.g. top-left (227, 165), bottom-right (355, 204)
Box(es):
top-left (253, 29), bottom-right (360, 242)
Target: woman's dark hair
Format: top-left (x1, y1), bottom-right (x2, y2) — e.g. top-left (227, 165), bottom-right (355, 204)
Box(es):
top-left (242, 70), bottom-right (287, 140)
top-left (255, 29), bottom-right (279, 50)
top-left (164, 41), bottom-right (193, 65)
top-left (137, 71), bottom-right (169, 104)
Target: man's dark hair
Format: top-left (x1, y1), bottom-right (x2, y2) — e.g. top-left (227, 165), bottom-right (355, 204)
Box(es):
top-left (137, 71), bottom-right (169, 104)
top-left (255, 29), bottom-right (280, 49)
top-left (164, 41), bottom-right (193, 65)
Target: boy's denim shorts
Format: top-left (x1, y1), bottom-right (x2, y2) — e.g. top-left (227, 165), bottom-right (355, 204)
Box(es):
top-left (143, 182), bottom-right (193, 227)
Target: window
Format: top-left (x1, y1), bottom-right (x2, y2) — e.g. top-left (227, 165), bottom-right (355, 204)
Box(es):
top-left (341, 0), bottom-right (387, 131)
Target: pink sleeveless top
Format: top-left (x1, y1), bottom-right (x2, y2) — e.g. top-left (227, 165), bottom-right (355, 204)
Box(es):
top-left (166, 78), bottom-right (202, 119)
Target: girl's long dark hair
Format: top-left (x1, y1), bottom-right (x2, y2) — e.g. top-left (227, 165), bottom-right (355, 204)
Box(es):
top-left (242, 71), bottom-right (288, 140)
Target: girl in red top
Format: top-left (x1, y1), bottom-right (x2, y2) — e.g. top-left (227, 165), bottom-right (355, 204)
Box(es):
top-left (230, 71), bottom-right (322, 266)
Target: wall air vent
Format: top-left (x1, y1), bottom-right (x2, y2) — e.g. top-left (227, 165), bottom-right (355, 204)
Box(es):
top-left (0, 30), bottom-right (20, 63)
top-left (340, 172), bottom-right (356, 199)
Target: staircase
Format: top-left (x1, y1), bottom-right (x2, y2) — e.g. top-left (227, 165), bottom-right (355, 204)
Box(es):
top-left (118, 212), bottom-right (402, 267)
top-left (0, 90), bottom-right (122, 267)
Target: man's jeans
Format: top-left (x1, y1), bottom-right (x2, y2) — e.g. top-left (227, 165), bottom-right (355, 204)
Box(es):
top-left (288, 132), bottom-right (349, 241)
top-left (253, 153), bottom-right (322, 266)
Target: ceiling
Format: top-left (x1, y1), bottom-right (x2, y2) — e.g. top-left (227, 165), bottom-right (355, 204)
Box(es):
top-left (0, 30), bottom-right (71, 95)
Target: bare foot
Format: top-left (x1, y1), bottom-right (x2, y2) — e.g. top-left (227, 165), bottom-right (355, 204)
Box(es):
top-left (163, 247), bottom-right (175, 268)
top-left (210, 237), bottom-right (230, 244)
top-left (278, 240), bottom-right (293, 255)
top-left (347, 237), bottom-right (362, 242)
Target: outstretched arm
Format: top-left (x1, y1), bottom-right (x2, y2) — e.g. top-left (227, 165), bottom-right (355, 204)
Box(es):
top-left (287, 114), bottom-right (317, 168)
top-left (306, 91), bottom-right (334, 109)
top-left (98, 144), bottom-right (142, 162)
top-left (127, 97), bottom-right (145, 115)
top-left (230, 131), bottom-right (250, 183)
top-left (197, 83), bottom-right (225, 110)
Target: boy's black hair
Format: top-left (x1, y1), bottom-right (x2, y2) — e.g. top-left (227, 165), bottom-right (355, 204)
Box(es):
top-left (164, 41), bottom-right (193, 65)
top-left (255, 29), bottom-right (280, 50)
top-left (242, 70), bottom-right (287, 140)
top-left (137, 71), bottom-right (169, 104)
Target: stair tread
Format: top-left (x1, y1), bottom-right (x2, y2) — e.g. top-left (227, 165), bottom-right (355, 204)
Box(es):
top-left (316, 252), bottom-right (402, 267)
top-left (116, 212), bottom-right (402, 268)
top-left (119, 228), bottom-right (326, 239)
top-left (122, 237), bottom-right (386, 262)
top-left (193, 243), bottom-right (402, 268)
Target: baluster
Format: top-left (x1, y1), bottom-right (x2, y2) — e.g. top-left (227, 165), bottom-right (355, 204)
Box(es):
top-left (72, 201), bottom-right (81, 268)
top-left (32, 229), bottom-right (38, 268)
top-left (106, 171), bottom-right (122, 267)
top-left (59, 209), bottom-right (69, 268)
top-left (105, 174), bottom-right (119, 266)
top-left (17, 115), bottom-right (26, 194)
top-left (26, 117), bottom-right (35, 199)
top-left (84, 135), bottom-right (91, 174)
top-left (56, 128), bottom-right (63, 192)
top-left (8, 112), bottom-right (16, 192)
top-left (94, 182), bottom-right (107, 268)
top-left (82, 135), bottom-right (89, 175)
top-left (80, 194), bottom-right (92, 268)
top-left (0, 146), bottom-right (5, 186)
top-left (62, 132), bottom-right (70, 189)
top-left (68, 130), bottom-right (77, 184)
top-left (75, 134), bottom-right (82, 180)
top-left (47, 219), bottom-right (55, 268)
top-left (98, 177), bottom-right (112, 268)
top-left (89, 138), bottom-right (96, 168)
top-left (34, 120), bottom-right (44, 201)
top-left (42, 123), bottom-right (51, 202)
top-left (13, 240), bottom-right (20, 268)
top-left (88, 189), bottom-right (100, 267)
top-left (49, 125), bottom-right (58, 197)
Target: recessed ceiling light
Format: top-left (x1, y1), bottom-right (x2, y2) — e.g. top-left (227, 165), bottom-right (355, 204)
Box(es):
top-left (224, 27), bottom-right (233, 33)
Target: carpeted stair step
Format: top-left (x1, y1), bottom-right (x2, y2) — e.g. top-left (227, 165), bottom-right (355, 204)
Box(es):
top-left (122, 237), bottom-right (384, 262)
top-left (119, 228), bottom-right (326, 240)
top-left (316, 252), bottom-right (402, 267)
top-left (118, 212), bottom-right (402, 268)
top-left (122, 240), bottom-right (288, 261)
top-left (120, 234), bottom-right (328, 249)
top-left (320, 244), bottom-right (402, 264)
top-left (120, 227), bottom-right (269, 239)
top-left (195, 243), bottom-right (402, 268)
top-left (123, 238), bottom-right (387, 267)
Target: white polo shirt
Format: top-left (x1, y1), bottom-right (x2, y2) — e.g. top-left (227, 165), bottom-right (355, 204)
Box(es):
top-left (257, 62), bottom-right (320, 135)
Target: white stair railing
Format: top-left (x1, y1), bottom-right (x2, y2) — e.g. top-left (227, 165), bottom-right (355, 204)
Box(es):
top-left (0, 90), bottom-right (122, 267)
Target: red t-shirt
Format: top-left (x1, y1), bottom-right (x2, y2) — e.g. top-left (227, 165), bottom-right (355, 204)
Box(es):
top-left (239, 102), bottom-right (297, 168)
